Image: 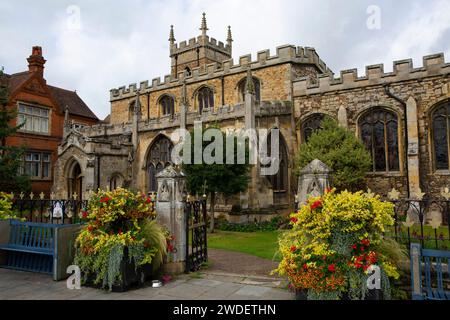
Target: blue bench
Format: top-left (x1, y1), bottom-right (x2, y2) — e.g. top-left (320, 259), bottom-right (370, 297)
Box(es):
top-left (410, 243), bottom-right (450, 300)
top-left (0, 220), bottom-right (57, 274)
top-left (0, 220), bottom-right (83, 280)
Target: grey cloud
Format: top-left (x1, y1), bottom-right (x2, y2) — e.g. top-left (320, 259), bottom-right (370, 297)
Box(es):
top-left (0, 0), bottom-right (449, 119)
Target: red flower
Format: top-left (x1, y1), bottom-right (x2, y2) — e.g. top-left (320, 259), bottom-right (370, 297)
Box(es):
top-left (310, 200), bottom-right (323, 210)
top-left (363, 265), bottom-right (369, 271)
top-left (87, 225), bottom-right (94, 232)
top-left (351, 244), bottom-right (357, 250)
top-left (290, 217), bottom-right (298, 224)
top-left (290, 246), bottom-right (297, 253)
top-left (361, 239), bottom-right (370, 246)
top-left (118, 228), bottom-right (123, 235)
top-left (302, 263), bottom-right (308, 270)
top-left (328, 264), bottom-right (336, 272)
top-left (100, 197), bottom-right (110, 203)
top-left (360, 246), bottom-right (365, 252)
top-left (145, 197), bottom-right (152, 204)
top-left (131, 236), bottom-right (136, 241)
top-left (82, 211), bottom-right (88, 219)
top-left (324, 187), bottom-right (332, 194)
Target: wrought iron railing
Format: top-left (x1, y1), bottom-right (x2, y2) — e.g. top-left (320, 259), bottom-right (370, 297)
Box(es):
top-left (387, 187), bottom-right (450, 251)
top-left (10, 192), bottom-right (88, 225)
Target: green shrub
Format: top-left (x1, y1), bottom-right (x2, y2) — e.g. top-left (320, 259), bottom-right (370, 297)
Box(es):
top-left (296, 117), bottom-right (372, 191)
top-left (217, 216), bottom-right (290, 232)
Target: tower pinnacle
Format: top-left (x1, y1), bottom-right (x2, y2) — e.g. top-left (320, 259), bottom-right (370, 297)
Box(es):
top-left (227, 26), bottom-right (233, 47)
top-left (200, 12), bottom-right (208, 37)
top-left (169, 25), bottom-right (175, 45)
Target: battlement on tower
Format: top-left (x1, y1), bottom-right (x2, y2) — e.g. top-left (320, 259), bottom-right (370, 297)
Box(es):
top-left (110, 45), bottom-right (332, 101)
top-left (172, 35), bottom-right (231, 55)
top-left (293, 53), bottom-right (450, 96)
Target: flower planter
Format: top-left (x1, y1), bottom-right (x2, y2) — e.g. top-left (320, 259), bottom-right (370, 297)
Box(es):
top-left (84, 247), bottom-right (158, 292)
top-left (294, 288), bottom-right (383, 300)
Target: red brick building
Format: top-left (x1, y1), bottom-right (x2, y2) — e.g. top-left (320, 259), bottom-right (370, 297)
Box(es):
top-left (1, 46), bottom-right (99, 196)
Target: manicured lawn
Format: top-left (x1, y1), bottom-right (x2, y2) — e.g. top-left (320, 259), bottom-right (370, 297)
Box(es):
top-left (208, 230), bottom-right (282, 261)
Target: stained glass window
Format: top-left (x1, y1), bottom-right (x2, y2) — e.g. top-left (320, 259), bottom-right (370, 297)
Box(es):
top-left (238, 77), bottom-right (261, 103)
top-left (147, 136), bottom-right (173, 192)
top-left (197, 87), bottom-right (214, 113)
top-left (264, 130), bottom-right (288, 192)
top-left (359, 109), bottom-right (399, 172)
top-left (301, 113), bottom-right (325, 143)
top-left (432, 102), bottom-right (450, 170)
top-left (160, 95), bottom-right (175, 116)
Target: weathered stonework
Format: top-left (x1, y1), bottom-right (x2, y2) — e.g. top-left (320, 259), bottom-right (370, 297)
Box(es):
top-left (54, 15), bottom-right (450, 218)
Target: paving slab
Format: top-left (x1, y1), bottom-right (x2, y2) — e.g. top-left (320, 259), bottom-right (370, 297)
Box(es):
top-left (0, 256), bottom-right (293, 300)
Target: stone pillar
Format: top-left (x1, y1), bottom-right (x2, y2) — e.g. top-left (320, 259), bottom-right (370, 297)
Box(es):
top-left (338, 105), bottom-right (348, 128)
top-left (156, 165), bottom-right (187, 273)
top-left (243, 68), bottom-right (258, 209)
top-left (410, 243), bottom-right (423, 299)
top-left (296, 159), bottom-right (332, 205)
top-left (406, 96), bottom-right (420, 195)
top-left (180, 78), bottom-right (188, 130)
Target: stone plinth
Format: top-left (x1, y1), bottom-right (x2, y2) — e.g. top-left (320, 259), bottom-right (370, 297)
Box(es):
top-left (156, 165), bottom-right (187, 273)
top-left (296, 159), bottom-right (332, 205)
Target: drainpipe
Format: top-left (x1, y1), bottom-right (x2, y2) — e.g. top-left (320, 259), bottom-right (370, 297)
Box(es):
top-left (146, 92), bottom-right (150, 121)
top-left (96, 155), bottom-right (101, 190)
top-left (384, 84), bottom-right (410, 198)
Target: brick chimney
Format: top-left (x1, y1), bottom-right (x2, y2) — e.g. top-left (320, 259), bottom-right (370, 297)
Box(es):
top-left (27, 46), bottom-right (46, 77)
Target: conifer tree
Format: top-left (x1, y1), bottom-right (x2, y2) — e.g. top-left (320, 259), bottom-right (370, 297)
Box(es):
top-left (0, 69), bottom-right (31, 193)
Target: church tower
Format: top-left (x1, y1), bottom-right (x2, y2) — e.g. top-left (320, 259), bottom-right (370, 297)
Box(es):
top-left (169, 13), bottom-right (232, 78)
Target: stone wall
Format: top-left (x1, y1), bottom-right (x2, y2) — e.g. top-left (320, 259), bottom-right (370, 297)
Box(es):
top-left (293, 53), bottom-right (450, 198)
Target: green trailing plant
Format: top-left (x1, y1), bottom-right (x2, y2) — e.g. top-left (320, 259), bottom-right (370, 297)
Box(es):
top-left (74, 188), bottom-right (171, 291)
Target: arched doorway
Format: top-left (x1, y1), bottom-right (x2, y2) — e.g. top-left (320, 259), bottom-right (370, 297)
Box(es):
top-left (67, 161), bottom-right (83, 200)
top-left (147, 135), bottom-right (174, 193)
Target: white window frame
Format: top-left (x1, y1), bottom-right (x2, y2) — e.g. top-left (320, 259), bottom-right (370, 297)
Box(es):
top-left (17, 102), bottom-right (51, 135)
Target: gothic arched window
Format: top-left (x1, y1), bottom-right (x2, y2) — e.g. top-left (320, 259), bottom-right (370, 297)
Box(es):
top-left (196, 87), bottom-right (214, 113)
top-left (264, 130), bottom-right (289, 192)
top-left (128, 101), bottom-right (136, 122)
top-left (109, 174), bottom-right (123, 191)
top-left (238, 77), bottom-right (261, 103)
top-left (147, 135), bottom-right (174, 192)
top-left (301, 113), bottom-right (325, 143)
top-left (359, 108), bottom-right (399, 172)
top-left (160, 95), bottom-right (175, 116)
top-left (432, 101), bottom-right (450, 170)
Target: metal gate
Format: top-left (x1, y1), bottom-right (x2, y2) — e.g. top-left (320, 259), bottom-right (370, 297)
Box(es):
top-left (185, 199), bottom-right (208, 272)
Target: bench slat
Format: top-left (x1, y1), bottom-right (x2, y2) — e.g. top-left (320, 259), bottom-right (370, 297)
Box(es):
top-left (0, 244), bottom-right (53, 255)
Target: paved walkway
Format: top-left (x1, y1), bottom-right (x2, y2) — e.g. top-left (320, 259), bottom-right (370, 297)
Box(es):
top-left (0, 268), bottom-right (293, 300)
top-left (208, 249), bottom-right (279, 277)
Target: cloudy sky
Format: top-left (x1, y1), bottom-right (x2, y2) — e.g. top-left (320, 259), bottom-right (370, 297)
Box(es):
top-left (1, 0), bottom-right (449, 119)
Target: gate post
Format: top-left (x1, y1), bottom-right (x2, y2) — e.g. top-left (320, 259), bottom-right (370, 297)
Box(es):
top-left (156, 165), bottom-right (187, 274)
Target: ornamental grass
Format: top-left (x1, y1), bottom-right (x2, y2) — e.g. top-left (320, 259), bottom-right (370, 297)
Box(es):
top-left (74, 188), bottom-right (173, 290)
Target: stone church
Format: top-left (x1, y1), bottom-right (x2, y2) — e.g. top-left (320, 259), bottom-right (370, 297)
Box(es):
top-left (53, 13), bottom-right (450, 220)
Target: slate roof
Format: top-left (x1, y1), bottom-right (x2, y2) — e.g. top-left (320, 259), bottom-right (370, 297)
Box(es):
top-left (1, 71), bottom-right (98, 121)
top-left (47, 85), bottom-right (98, 120)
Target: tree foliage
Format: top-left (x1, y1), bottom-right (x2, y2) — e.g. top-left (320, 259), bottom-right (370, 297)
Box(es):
top-left (182, 124), bottom-right (251, 232)
top-left (296, 117), bottom-right (372, 191)
top-left (0, 69), bottom-right (30, 193)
